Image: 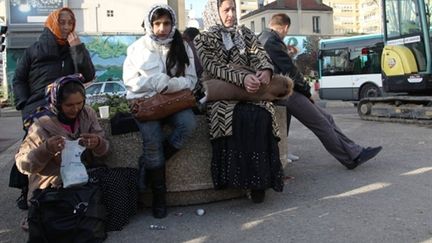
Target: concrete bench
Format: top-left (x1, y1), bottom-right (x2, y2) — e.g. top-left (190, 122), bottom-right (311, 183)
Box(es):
top-left (98, 106), bottom-right (288, 206)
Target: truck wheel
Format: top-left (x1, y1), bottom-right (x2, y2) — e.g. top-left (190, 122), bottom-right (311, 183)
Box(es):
top-left (358, 102), bottom-right (372, 116)
top-left (360, 84), bottom-right (381, 99)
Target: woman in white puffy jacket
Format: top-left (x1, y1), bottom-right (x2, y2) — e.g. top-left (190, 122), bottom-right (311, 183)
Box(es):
top-left (122, 4), bottom-right (197, 219)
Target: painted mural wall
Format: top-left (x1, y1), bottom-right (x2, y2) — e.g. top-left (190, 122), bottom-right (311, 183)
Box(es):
top-left (283, 35), bottom-right (307, 60)
top-left (283, 35), bottom-right (322, 77)
top-left (5, 34), bottom-right (323, 99)
top-left (5, 35), bottom-right (140, 99)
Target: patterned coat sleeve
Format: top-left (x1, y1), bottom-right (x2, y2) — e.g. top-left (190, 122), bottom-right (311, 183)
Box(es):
top-left (242, 27), bottom-right (274, 73)
top-left (194, 32), bottom-right (249, 87)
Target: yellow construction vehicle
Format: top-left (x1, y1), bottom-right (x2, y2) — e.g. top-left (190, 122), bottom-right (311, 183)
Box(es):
top-left (358, 0), bottom-right (432, 124)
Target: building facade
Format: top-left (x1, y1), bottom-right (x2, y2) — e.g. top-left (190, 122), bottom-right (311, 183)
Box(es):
top-left (0, 0), bottom-right (186, 100)
top-left (240, 0), bottom-right (333, 35)
top-left (323, 0), bottom-right (382, 34)
top-left (237, 0), bottom-right (258, 17)
top-left (1, 0), bottom-right (186, 47)
top-left (359, 0), bottom-right (381, 33)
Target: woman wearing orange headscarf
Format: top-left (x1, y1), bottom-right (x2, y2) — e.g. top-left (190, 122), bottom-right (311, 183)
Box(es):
top-left (10, 7), bottom-right (95, 211)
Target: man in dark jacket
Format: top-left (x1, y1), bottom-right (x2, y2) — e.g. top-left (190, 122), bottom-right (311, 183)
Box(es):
top-left (258, 13), bottom-right (382, 169)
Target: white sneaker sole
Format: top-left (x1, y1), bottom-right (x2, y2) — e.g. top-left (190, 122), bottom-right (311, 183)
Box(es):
top-left (287, 153), bottom-right (300, 161)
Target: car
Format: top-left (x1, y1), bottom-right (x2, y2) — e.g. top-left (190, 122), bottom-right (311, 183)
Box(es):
top-left (85, 81), bottom-right (127, 104)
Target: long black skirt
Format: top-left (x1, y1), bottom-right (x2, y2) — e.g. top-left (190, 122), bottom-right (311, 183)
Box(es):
top-left (88, 167), bottom-right (138, 232)
top-left (9, 131), bottom-right (29, 189)
top-left (211, 103), bottom-right (284, 192)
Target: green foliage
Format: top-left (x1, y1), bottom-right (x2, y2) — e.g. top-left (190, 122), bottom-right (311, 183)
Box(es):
top-left (294, 36), bottom-right (320, 75)
top-left (86, 37), bottom-right (128, 59)
top-left (91, 94), bottom-right (130, 118)
top-left (302, 36), bottom-right (320, 55)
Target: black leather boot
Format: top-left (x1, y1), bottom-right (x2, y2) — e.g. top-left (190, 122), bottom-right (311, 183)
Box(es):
top-left (137, 163), bottom-right (147, 193)
top-left (163, 140), bottom-right (179, 161)
top-left (16, 187), bottom-right (28, 210)
top-left (250, 189), bottom-right (266, 203)
top-left (148, 166), bottom-right (167, 218)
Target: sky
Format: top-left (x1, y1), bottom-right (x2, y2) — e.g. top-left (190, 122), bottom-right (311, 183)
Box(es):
top-left (185, 0), bottom-right (207, 18)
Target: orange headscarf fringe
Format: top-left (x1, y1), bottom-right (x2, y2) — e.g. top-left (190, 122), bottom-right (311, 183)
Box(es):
top-left (44, 7), bottom-right (76, 46)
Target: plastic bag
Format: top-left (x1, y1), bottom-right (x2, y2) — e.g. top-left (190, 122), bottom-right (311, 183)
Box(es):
top-left (60, 139), bottom-right (88, 188)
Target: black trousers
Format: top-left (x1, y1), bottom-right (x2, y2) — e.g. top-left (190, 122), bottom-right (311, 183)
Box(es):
top-left (276, 91), bottom-right (363, 164)
top-left (9, 129), bottom-right (28, 189)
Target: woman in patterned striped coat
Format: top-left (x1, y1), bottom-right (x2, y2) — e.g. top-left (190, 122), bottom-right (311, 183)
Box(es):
top-left (194, 0), bottom-right (284, 203)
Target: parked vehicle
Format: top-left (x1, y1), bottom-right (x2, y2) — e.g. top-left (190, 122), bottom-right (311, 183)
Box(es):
top-left (85, 81), bottom-right (126, 104)
top-left (318, 34), bottom-right (384, 101)
top-left (357, 0), bottom-right (432, 124)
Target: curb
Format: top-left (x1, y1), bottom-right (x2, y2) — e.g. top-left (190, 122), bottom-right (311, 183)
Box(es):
top-left (316, 100), bottom-right (355, 108)
top-left (0, 107), bottom-right (20, 117)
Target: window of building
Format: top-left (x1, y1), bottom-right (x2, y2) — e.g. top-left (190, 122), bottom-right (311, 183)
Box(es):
top-left (251, 21), bottom-right (255, 32)
top-left (313, 16), bottom-right (320, 33)
top-left (107, 10), bottom-right (114, 17)
top-left (261, 17), bottom-right (266, 31)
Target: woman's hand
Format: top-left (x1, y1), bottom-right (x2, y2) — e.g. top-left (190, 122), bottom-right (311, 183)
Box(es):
top-left (67, 32), bottom-right (81, 47)
top-left (79, 133), bottom-right (100, 150)
top-left (244, 74), bottom-right (261, 93)
top-left (256, 69), bottom-right (272, 85)
top-left (46, 135), bottom-right (65, 156)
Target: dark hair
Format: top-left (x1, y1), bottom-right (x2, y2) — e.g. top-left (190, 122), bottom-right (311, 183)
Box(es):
top-left (58, 81), bottom-right (85, 107)
top-left (183, 27), bottom-right (200, 42)
top-left (151, 8), bottom-right (189, 77)
top-left (270, 13), bottom-right (291, 27)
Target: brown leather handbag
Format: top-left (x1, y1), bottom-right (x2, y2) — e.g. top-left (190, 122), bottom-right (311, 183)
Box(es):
top-left (130, 89), bottom-right (196, 122)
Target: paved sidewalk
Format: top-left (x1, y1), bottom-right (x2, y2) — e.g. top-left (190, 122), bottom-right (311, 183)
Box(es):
top-left (316, 99), bottom-right (355, 108)
top-left (0, 108), bottom-right (23, 153)
top-left (311, 91), bottom-right (356, 109)
top-left (7, 104), bottom-right (430, 243)
top-left (0, 106), bottom-right (21, 118)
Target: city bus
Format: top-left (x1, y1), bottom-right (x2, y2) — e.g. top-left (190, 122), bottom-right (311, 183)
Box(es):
top-left (318, 34), bottom-right (384, 101)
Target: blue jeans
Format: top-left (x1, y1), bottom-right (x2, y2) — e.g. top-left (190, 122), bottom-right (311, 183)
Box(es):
top-left (135, 109), bottom-right (197, 169)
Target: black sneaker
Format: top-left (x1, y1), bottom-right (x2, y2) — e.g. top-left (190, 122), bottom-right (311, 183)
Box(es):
top-left (346, 146), bottom-right (383, 170)
top-left (16, 189), bottom-right (28, 210)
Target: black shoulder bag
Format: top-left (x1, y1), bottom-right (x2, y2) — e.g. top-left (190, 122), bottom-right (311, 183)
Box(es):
top-left (28, 182), bottom-right (106, 243)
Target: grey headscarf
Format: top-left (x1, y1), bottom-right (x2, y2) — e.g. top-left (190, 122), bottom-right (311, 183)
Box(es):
top-left (207, 0), bottom-right (246, 55)
top-left (144, 4), bottom-right (177, 46)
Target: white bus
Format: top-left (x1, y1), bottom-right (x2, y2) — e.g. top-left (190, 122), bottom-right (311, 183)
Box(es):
top-left (318, 34), bottom-right (384, 101)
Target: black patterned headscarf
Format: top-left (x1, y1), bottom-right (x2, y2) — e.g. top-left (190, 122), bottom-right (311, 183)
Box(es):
top-left (208, 0), bottom-right (246, 54)
top-left (45, 73), bottom-right (86, 116)
top-left (23, 73), bottom-right (86, 129)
